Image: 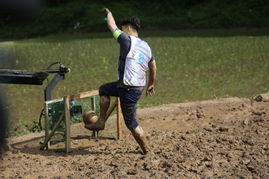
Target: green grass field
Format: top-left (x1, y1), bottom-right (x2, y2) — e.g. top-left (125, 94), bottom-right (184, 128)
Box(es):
top-left (1, 28), bottom-right (269, 136)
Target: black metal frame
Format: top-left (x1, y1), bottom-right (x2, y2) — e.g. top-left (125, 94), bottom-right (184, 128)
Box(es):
top-left (0, 63), bottom-right (69, 101)
top-left (44, 73), bottom-right (64, 101)
top-left (0, 71), bottom-right (48, 85)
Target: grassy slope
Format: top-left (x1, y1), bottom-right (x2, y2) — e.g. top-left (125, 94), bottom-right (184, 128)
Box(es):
top-left (2, 29), bottom-right (269, 135)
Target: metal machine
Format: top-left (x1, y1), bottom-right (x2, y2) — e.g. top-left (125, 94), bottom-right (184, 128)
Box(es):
top-left (0, 62), bottom-right (72, 132)
top-left (0, 62), bottom-right (121, 152)
top-left (0, 62), bottom-right (70, 101)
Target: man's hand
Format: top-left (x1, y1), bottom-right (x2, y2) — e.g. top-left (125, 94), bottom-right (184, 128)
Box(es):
top-left (102, 8), bottom-right (110, 16)
top-left (101, 7), bottom-right (117, 32)
top-left (146, 85), bottom-right (155, 96)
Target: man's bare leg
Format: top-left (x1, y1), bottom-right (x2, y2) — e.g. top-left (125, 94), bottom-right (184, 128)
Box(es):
top-left (85, 95), bottom-right (110, 130)
top-left (132, 126), bottom-right (153, 155)
top-left (100, 95), bottom-right (110, 122)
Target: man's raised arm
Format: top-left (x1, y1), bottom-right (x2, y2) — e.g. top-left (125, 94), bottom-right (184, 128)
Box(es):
top-left (102, 8), bottom-right (118, 33)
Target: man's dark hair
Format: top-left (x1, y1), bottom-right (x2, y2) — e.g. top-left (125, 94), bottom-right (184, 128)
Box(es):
top-left (120, 16), bottom-right (141, 32)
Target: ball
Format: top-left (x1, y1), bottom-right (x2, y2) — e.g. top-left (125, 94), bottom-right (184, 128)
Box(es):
top-left (83, 110), bottom-right (98, 125)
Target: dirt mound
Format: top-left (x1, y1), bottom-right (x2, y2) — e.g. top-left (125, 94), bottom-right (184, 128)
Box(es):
top-left (1, 94), bottom-right (269, 178)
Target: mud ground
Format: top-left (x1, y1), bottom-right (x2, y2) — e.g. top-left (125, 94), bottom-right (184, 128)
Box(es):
top-left (1, 94), bottom-right (269, 178)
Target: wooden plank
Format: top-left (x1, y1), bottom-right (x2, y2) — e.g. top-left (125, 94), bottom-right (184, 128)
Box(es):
top-left (116, 97), bottom-right (122, 140)
top-left (64, 96), bottom-right (71, 153)
top-left (91, 96), bottom-right (98, 137)
top-left (40, 114), bottom-right (64, 150)
top-left (69, 90), bottom-right (99, 100)
top-left (91, 96), bottom-right (96, 111)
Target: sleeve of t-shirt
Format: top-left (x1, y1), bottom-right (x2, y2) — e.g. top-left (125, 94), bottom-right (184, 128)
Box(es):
top-left (117, 33), bottom-right (131, 47)
top-left (150, 55), bottom-right (155, 61)
top-left (112, 28), bottom-right (131, 51)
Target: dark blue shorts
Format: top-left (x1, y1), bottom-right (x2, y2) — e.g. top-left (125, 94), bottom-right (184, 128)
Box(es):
top-left (99, 81), bottom-right (142, 130)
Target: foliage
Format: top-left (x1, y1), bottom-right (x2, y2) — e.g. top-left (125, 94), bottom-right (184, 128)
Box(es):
top-left (0, 0), bottom-right (269, 39)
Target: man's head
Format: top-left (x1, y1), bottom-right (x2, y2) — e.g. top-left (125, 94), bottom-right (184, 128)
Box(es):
top-left (120, 16), bottom-right (141, 36)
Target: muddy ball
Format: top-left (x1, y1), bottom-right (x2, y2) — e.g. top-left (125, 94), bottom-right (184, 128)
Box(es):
top-left (83, 110), bottom-right (98, 125)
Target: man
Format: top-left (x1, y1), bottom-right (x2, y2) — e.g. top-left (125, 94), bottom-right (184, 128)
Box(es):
top-left (86, 8), bottom-right (157, 155)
